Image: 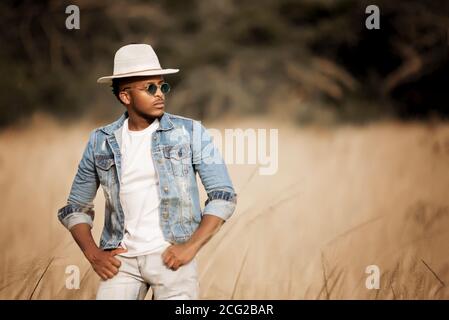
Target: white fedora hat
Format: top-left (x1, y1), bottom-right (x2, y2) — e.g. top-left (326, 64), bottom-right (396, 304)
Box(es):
top-left (97, 44), bottom-right (179, 83)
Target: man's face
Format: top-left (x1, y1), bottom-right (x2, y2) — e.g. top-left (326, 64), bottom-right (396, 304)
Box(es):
top-left (119, 75), bottom-right (167, 118)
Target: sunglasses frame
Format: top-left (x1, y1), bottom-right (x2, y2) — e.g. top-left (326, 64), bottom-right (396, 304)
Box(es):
top-left (123, 82), bottom-right (171, 96)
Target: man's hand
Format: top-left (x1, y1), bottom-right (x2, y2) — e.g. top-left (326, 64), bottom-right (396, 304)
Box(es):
top-left (69, 223), bottom-right (128, 280)
top-left (85, 247), bottom-right (127, 280)
top-left (161, 242), bottom-right (198, 271)
top-left (161, 214), bottom-right (225, 271)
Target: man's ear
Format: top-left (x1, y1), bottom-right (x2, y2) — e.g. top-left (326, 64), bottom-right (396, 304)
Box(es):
top-left (119, 91), bottom-right (131, 105)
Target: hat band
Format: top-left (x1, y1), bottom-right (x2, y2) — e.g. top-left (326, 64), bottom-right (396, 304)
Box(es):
top-left (112, 67), bottom-right (164, 77)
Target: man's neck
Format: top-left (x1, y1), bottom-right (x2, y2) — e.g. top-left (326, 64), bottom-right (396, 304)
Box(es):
top-left (127, 112), bottom-right (158, 131)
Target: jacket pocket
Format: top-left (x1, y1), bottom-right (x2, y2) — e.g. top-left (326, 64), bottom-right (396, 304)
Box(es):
top-left (95, 154), bottom-right (116, 186)
top-left (163, 144), bottom-right (192, 177)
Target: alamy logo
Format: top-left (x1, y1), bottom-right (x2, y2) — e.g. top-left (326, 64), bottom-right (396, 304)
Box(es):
top-left (65, 265), bottom-right (80, 289)
top-left (168, 125), bottom-right (279, 176)
top-left (210, 128), bottom-right (278, 176)
top-left (65, 5), bottom-right (80, 30)
top-left (365, 265), bottom-right (380, 289)
top-left (365, 5), bottom-right (380, 30)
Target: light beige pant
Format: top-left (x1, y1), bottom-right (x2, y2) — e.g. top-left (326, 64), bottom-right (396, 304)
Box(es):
top-left (96, 248), bottom-right (199, 300)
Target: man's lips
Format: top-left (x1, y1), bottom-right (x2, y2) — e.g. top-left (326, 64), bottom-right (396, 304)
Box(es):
top-left (153, 100), bottom-right (164, 107)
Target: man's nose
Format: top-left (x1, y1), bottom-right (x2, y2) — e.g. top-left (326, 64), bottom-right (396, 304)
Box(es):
top-left (155, 86), bottom-right (163, 98)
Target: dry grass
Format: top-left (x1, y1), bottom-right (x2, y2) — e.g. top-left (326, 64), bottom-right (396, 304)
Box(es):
top-left (1, 112), bottom-right (449, 299)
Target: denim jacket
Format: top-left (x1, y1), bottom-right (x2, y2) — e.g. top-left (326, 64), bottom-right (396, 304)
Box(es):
top-left (57, 111), bottom-right (237, 249)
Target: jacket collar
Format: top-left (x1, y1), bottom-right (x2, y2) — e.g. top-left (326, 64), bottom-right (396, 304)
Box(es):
top-left (99, 110), bottom-right (174, 135)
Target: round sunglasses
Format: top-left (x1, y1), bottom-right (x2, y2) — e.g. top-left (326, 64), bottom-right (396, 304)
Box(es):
top-left (124, 82), bottom-right (171, 95)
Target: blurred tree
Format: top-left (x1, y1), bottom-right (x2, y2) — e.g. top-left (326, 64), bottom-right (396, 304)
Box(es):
top-left (0, 0), bottom-right (448, 127)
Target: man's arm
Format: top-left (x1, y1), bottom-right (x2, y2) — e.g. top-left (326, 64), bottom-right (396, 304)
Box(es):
top-left (162, 121), bottom-right (237, 270)
top-left (58, 129), bottom-right (99, 230)
top-left (57, 130), bottom-right (125, 279)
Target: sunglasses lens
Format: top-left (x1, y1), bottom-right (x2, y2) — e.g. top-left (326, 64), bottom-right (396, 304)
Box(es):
top-left (161, 83), bottom-right (170, 94)
top-left (147, 84), bottom-right (157, 95)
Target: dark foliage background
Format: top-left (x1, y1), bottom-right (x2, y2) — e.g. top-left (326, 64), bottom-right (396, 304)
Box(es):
top-left (1, 0), bottom-right (448, 127)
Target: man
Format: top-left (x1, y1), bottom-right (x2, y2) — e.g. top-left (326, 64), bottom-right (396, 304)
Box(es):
top-left (57, 44), bottom-right (237, 300)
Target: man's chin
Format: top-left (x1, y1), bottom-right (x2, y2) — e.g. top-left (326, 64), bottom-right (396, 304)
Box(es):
top-left (134, 106), bottom-right (165, 119)
top-left (154, 108), bottom-right (164, 117)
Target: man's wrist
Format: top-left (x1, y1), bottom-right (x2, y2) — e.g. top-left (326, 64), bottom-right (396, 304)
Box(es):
top-left (83, 246), bottom-right (101, 263)
top-left (186, 238), bottom-right (202, 253)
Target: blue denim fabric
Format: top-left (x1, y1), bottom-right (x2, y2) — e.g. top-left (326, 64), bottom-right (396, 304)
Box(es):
top-left (57, 111), bottom-right (237, 249)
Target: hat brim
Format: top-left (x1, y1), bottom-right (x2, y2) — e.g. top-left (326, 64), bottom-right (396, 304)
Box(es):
top-left (97, 68), bottom-right (179, 84)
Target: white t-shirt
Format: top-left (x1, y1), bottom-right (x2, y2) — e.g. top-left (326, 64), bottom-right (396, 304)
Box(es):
top-left (118, 117), bottom-right (171, 257)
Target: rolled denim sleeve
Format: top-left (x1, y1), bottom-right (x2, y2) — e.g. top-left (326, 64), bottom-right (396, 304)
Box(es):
top-left (57, 129), bottom-right (99, 230)
top-left (192, 121), bottom-right (237, 221)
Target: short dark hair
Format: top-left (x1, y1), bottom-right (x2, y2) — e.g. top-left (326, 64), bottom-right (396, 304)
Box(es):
top-left (111, 78), bottom-right (124, 105)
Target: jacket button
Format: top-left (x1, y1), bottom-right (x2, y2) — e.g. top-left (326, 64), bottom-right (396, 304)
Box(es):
top-left (162, 211), bottom-right (169, 219)
top-left (163, 186), bottom-right (169, 193)
top-left (153, 135), bottom-right (157, 140)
